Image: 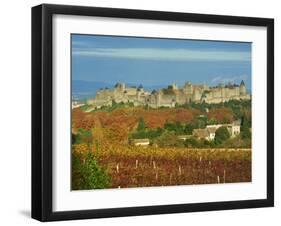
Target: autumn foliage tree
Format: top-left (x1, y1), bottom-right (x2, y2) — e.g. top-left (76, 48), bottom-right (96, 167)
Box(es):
top-left (72, 100), bottom-right (251, 148)
top-left (207, 108), bottom-right (234, 124)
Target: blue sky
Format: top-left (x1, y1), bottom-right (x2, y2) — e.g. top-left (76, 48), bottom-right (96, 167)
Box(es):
top-left (72, 34), bottom-right (252, 90)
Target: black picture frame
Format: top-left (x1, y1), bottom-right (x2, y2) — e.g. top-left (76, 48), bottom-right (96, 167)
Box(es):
top-left (32, 3), bottom-right (274, 222)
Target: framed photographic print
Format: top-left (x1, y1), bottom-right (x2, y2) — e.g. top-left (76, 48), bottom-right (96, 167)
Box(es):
top-left (32, 4), bottom-right (274, 221)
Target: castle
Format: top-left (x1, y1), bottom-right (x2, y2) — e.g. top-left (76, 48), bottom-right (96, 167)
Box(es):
top-left (87, 81), bottom-right (250, 108)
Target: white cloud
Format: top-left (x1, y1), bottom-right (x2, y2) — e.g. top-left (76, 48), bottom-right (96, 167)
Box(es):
top-left (72, 47), bottom-right (251, 62)
top-left (211, 75), bottom-right (248, 84)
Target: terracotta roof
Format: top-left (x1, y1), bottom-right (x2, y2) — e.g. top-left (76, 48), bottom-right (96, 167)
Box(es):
top-left (207, 127), bottom-right (217, 134)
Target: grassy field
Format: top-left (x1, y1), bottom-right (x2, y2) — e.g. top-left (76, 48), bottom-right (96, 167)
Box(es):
top-left (72, 145), bottom-right (251, 189)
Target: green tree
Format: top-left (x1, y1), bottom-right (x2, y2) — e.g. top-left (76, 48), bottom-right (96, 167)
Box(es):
top-left (215, 126), bottom-right (230, 145)
top-left (137, 117), bottom-right (146, 131)
top-left (241, 115), bottom-right (251, 128)
top-left (196, 116), bottom-right (207, 129)
top-left (207, 117), bottom-right (217, 125)
top-left (130, 127), bottom-right (164, 140)
top-left (72, 133), bottom-right (76, 145)
top-left (184, 137), bottom-right (198, 148)
top-left (72, 129), bottom-right (93, 145)
top-left (72, 152), bottom-right (111, 190)
top-left (240, 126), bottom-right (251, 139)
top-left (240, 115), bottom-right (251, 139)
top-left (184, 123), bottom-right (195, 135)
top-left (174, 122), bottom-right (184, 134)
top-left (164, 122), bottom-right (175, 131)
top-left (164, 122), bottom-right (184, 135)
top-left (155, 131), bottom-right (184, 147)
top-left (130, 130), bottom-right (146, 139)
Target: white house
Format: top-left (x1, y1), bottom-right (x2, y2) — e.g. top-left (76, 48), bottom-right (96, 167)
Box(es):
top-left (206, 127), bottom-right (216, 140)
top-left (229, 125), bottom-right (240, 137)
top-left (193, 120), bottom-right (241, 141)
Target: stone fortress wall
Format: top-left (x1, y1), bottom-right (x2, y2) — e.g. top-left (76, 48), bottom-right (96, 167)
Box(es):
top-left (87, 81), bottom-right (250, 108)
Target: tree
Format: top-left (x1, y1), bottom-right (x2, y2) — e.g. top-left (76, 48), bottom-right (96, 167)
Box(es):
top-left (241, 115), bottom-right (251, 128)
top-left (164, 122), bottom-right (184, 134)
top-left (215, 126), bottom-right (230, 145)
top-left (240, 126), bottom-right (251, 139)
top-left (207, 108), bottom-right (234, 124)
top-left (72, 152), bottom-right (111, 190)
top-left (72, 129), bottom-right (93, 146)
top-left (175, 122), bottom-right (184, 134)
top-left (107, 122), bottom-right (128, 144)
top-left (137, 117), bottom-right (146, 131)
top-left (190, 117), bottom-right (205, 129)
top-left (184, 123), bottom-right (195, 135)
top-left (164, 122), bottom-right (175, 131)
top-left (72, 133), bottom-right (76, 145)
top-left (155, 131), bottom-right (183, 147)
top-left (207, 117), bottom-right (217, 125)
top-left (184, 137), bottom-right (198, 148)
top-left (130, 127), bottom-right (164, 140)
top-left (240, 115), bottom-right (251, 139)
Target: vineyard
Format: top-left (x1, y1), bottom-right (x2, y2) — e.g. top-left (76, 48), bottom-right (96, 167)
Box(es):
top-left (71, 101), bottom-right (252, 190)
top-left (72, 144), bottom-right (251, 189)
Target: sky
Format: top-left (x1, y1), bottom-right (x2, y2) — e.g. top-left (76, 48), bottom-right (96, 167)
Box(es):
top-left (72, 34), bottom-right (252, 90)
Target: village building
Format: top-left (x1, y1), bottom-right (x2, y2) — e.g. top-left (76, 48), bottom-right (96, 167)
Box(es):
top-left (193, 127), bottom-right (216, 141)
top-left (193, 128), bottom-right (211, 140)
top-left (193, 120), bottom-right (241, 141)
top-left (206, 127), bottom-right (217, 140)
top-left (131, 138), bottom-right (150, 146)
top-left (129, 121), bottom-right (241, 145)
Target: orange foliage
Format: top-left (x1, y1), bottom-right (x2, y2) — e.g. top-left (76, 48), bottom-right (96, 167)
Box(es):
top-left (106, 122), bottom-right (129, 145)
top-left (207, 108), bottom-right (234, 123)
top-left (73, 107), bottom-right (199, 144)
top-left (72, 109), bottom-right (96, 130)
